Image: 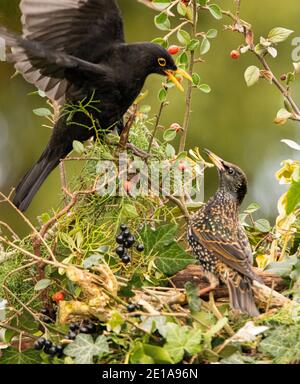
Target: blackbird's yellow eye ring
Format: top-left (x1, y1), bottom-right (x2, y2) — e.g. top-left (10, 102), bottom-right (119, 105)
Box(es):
top-left (158, 58), bottom-right (167, 67)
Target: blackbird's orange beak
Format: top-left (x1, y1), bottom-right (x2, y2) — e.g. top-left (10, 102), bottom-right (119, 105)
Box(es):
top-left (164, 68), bottom-right (192, 92)
top-left (204, 149), bottom-right (226, 171)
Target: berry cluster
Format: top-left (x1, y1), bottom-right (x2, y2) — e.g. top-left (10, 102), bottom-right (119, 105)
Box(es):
top-left (40, 307), bottom-right (56, 324)
top-left (34, 338), bottom-right (64, 357)
top-left (115, 224), bottom-right (144, 264)
top-left (66, 320), bottom-right (97, 340)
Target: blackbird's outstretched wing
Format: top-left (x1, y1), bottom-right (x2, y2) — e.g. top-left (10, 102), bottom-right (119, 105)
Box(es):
top-left (190, 226), bottom-right (259, 282)
top-left (2, 0), bottom-right (124, 103)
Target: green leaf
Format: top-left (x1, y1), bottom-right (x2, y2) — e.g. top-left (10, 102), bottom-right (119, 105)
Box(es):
top-left (34, 279), bottom-right (52, 291)
top-left (265, 254), bottom-right (298, 277)
top-left (165, 143), bottom-right (176, 159)
top-left (207, 4), bottom-right (223, 20)
top-left (198, 84), bottom-right (211, 93)
top-left (64, 334), bottom-right (109, 364)
top-left (107, 311), bottom-right (124, 334)
top-left (185, 282), bottom-right (201, 313)
top-left (0, 348), bottom-right (41, 364)
top-left (164, 324), bottom-right (202, 363)
top-left (188, 39), bottom-right (200, 51)
top-left (244, 66), bottom-right (260, 87)
top-left (33, 108), bottom-right (52, 117)
top-left (177, 2), bottom-right (187, 16)
top-left (152, 37), bottom-right (168, 48)
top-left (158, 88), bottom-right (167, 102)
top-left (143, 344), bottom-right (174, 364)
top-left (200, 37), bottom-right (211, 55)
top-left (163, 128), bottom-right (177, 142)
top-left (192, 73), bottom-right (201, 86)
top-left (254, 219), bottom-right (271, 233)
top-left (72, 140), bottom-right (85, 154)
top-left (154, 13), bottom-right (170, 31)
top-left (121, 204), bottom-right (139, 218)
top-left (83, 254), bottom-right (103, 269)
top-left (286, 180), bottom-right (300, 214)
top-left (177, 29), bottom-right (191, 46)
top-left (155, 242), bottom-right (196, 275)
top-left (268, 27), bottom-right (294, 43)
top-left (259, 325), bottom-right (300, 364)
top-left (206, 29), bottom-right (218, 39)
top-left (244, 202), bottom-right (260, 214)
top-left (141, 224), bottom-right (178, 255)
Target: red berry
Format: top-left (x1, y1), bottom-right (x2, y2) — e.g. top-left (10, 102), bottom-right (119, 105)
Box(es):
top-left (123, 180), bottom-right (132, 193)
top-left (170, 123), bottom-right (182, 133)
top-left (52, 291), bottom-right (65, 303)
top-left (230, 50), bottom-right (240, 59)
top-left (168, 45), bottom-right (181, 55)
top-left (280, 74), bottom-right (287, 81)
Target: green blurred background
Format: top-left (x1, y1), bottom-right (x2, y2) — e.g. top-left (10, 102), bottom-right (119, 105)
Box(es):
top-left (0, 0), bottom-right (300, 236)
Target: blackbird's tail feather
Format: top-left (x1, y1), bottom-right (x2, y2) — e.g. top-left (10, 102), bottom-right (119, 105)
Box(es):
top-left (227, 278), bottom-right (259, 317)
top-left (13, 147), bottom-right (66, 212)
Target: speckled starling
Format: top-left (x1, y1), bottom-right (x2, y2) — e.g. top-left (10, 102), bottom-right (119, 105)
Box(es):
top-left (188, 150), bottom-right (261, 317)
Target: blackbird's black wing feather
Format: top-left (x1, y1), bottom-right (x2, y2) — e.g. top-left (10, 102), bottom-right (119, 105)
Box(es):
top-left (1, 0), bottom-right (124, 103)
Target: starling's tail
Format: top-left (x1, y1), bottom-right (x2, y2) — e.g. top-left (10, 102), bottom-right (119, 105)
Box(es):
top-left (13, 146), bottom-right (68, 212)
top-left (227, 277), bottom-right (259, 317)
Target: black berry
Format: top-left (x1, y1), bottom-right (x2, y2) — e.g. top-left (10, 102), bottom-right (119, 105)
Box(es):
top-left (40, 308), bottom-right (49, 315)
top-left (48, 346), bottom-right (57, 356)
top-left (127, 304), bottom-right (136, 312)
top-left (56, 345), bottom-right (64, 357)
top-left (116, 246), bottom-right (125, 257)
top-left (86, 323), bottom-right (96, 333)
top-left (79, 326), bottom-right (89, 334)
top-left (122, 254), bottom-right (131, 264)
top-left (44, 340), bottom-right (53, 349)
top-left (136, 244), bottom-right (145, 252)
top-left (116, 234), bottom-right (124, 244)
top-left (66, 331), bottom-right (77, 340)
top-left (69, 323), bottom-right (79, 332)
top-left (122, 229), bottom-right (131, 238)
top-left (120, 224), bottom-right (127, 231)
top-left (34, 337), bottom-right (46, 350)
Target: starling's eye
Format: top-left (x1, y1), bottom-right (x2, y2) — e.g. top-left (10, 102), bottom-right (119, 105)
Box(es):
top-left (158, 58), bottom-right (167, 67)
top-left (227, 168), bottom-right (235, 175)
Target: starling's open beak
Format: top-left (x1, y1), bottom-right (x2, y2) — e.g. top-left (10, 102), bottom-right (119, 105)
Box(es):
top-left (204, 149), bottom-right (226, 171)
top-left (164, 68), bottom-right (192, 92)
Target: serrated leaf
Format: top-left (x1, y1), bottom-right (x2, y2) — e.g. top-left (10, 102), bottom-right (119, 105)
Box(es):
top-left (244, 66), bottom-right (260, 87)
top-left (155, 242), bottom-right (196, 275)
top-left (268, 27), bottom-right (294, 43)
top-left (64, 334), bottom-right (109, 364)
top-left (0, 348), bottom-right (42, 364)
top-left (164, 324), bottom-right (202, 363)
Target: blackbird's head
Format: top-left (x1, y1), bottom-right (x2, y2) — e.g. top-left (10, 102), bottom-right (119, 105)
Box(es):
top-left (133, 43), bottom-right (192, 91)
top-left (204, 149), bottom-right (248, 205)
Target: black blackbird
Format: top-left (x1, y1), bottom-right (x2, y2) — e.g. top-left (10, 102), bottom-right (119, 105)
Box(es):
top-left (0, 0), bottom-right (191, 211)
top-left (188, 150), bottom-right (261, 317)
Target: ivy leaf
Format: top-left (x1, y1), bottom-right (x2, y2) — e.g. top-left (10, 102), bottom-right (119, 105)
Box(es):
top-left (164, 324), bottom-right (202, 363)
top-left (265, 254), bottom-right (298, 277)
top-left (143, 344), bottom-right (173, 364)
top-left (0, 348), bottom-right (41, 364)
top-left (185, 282), bottom-right (201, 313)
top-left (259, 325), bottom-right (300, 364)
top-left (244, 66), bottom-right (260, 87)
top-left (207, 4), bottom-right (223, 20)
top-left (64, 334), bottom-right (109, 364)
top-left (268, 27), bottom-right (294, 44)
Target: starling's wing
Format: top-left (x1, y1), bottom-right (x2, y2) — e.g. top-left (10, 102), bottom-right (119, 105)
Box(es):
top-left (237, 224), bottom-right (253, 265)
top-left (191, 227), bottom-right (258, 281)
top-left (3, 0), bottom-right (124, 103)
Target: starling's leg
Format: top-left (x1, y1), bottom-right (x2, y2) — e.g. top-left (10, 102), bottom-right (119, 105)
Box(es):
top-left (198, 271), bottom-right (219, 297)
